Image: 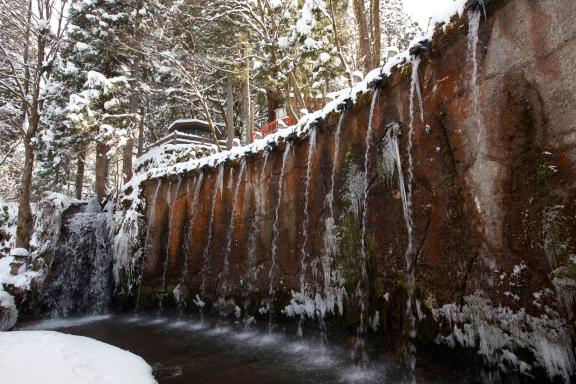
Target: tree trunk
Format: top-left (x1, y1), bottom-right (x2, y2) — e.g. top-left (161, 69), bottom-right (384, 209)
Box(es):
top-left (137, 107), bottom-right (145, 157)
top-left (122, 138), bottom-right (134, 184)
top-left (15, 139), bottom-right (34, 249)
top-left (95, 141), bottom-right (110, 203)
top-left (242, 47), bottom-right (253, 144)
top-left (328, 0), bottom-right (354, 87)
top-left (288, 72), bottom-right (307, 114)
top-left (74, 145), bottom-right (86, 200)
top-left (226, 74), bottom-right (235, 149)
top-left (123, 53), bottom-right (142, 183)
top-left (353, 0), bottom-right (373, 74)
top-left (371, 0), bottom-right (382, 68)
top-left (266, 88), bottom-right (283, 123)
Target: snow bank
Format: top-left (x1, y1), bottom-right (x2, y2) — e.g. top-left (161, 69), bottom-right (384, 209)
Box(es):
top-left (0, 288), bottom-right (17, 331)
top-left (0, 331), bottom-right (157, 384)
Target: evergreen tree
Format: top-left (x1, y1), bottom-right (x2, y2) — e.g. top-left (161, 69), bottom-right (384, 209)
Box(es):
top-left (380, 0), bottom-right (422, 52)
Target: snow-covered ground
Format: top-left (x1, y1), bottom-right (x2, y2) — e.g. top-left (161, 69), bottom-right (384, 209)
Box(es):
top-left (0, 330), bottom-right (157, 384)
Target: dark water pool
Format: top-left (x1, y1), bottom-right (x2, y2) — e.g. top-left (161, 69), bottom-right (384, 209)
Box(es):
top-left (20, 315), bottom-right (475, 384)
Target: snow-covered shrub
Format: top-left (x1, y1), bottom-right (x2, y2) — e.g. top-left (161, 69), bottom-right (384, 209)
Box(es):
top-left (0, 288), bottom-right (17, 331)
top-left (0, 200), bottom-right (18, 257)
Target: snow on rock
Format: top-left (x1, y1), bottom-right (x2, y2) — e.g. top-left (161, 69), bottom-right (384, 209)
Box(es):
top-left (0, 331), bottom-right (157, 384)
top-left (0, 288), bottom-right (17, 331)
top-left (434, 292), bottom-right (575, 382)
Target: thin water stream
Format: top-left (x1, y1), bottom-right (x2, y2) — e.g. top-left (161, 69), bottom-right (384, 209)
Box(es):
top-left (198, 165), bottom-right (225, 309)
top-left (220, 160), bottom-right (246, 299)
top-left (298, 129), bottom-right (318, 338)
top-left (159, 178), bottom-right (183, 311)
top-left (356, 89), bottom-right (381, 365)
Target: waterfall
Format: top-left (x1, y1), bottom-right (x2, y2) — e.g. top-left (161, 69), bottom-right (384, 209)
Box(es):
top-left (268, 142), bottom-right (292, 329)
top-left (297, 129), bottom-right (318, 337)
top-left (243, 152), bottom-right (269, 325)
top-left (468, 9), bottom-right (483, 145)
top-left (220, 160), bottom-right (246, 300)
top-left (405, 55), bottom-right (424, 384)
top-left (135, 179), bottom-right (162, 311)
top-left (198, 165), bottom-right (225, 305)
top-left (41, 203), bottom-right (112, 318)
top-left (356, 89), bottom-right (380, 365)
top-left (158, 177), bottom-right (182, 311)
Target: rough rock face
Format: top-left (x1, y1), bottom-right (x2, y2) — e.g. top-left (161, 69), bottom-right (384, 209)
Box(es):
top-left (120, 0), bottom-right (576, 380)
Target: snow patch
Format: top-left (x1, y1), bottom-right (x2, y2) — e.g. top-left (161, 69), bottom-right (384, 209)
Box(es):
top-left (0, 331), bottom-right (157, 383)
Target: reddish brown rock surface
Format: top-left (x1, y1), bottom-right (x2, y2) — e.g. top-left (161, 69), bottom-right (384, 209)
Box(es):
top-left (124, 0), bottom-right (575, 367)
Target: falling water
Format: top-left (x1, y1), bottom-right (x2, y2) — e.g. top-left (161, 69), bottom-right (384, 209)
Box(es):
top-left (199, 165), bottom-right (225, 304)
top-left (41, 203), bottom-right (112, 317)
top-left (220, 160), bottom-right (247, 300)
top-left (243, 152), bottom-right (269, 325)
top-left (356, 89), bottom-right (380, 365)
top-left (297, 129), bottom-right (318, 338)
top-left (384, 123), bottom-right (411, 232)
top-left (315, 112), bottom-right (347, 349)
top-left (323, 113), bottom-right (346, 259)
top-left (405, 55), bottom-right (424, 384)
top-left (158, 178), bottom-right (183, 311)
top-left (468, 9), bottom-right (483, 144)
top-left (173, 174), bottom-right (205, 315)
top-left (180, 174), bottom-right (204, 283)
top-left (135, 180), bottom-right (162, 311)
top-left (268, 142), bottom-right (292, 331)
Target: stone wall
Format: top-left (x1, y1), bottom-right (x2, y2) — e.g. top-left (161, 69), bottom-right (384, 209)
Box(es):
top-left (124, 0), bottom-right (576, 379)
